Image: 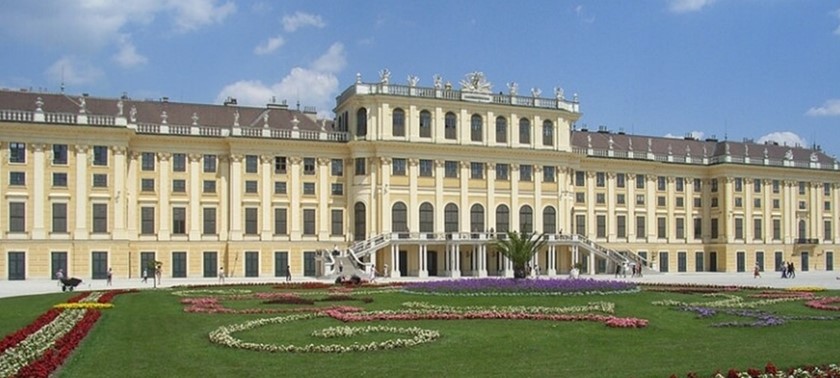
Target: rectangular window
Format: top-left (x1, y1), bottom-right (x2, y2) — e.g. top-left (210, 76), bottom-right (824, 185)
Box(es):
top-left (617, 194), bottom-right (625, 205)
top-left (754, 218), bottom-right (763, 240)
top-left (275, 156), bottom-right (287, 174)
top-left (676, 196), bottom-right (684, 208)
top-left (141, 178), bottom-right (155, 192)
top-left (9, 172), bottom-right (25, 186)
top-left (141, 207), bottom-right (155, 235)
top-left (203, 207), bottom-right (216, 235)
top-left (245, 180), bottom-right (258, 194)
top-left (445, 161), bottom-right (458, 178)
top-left (52, 203), bottom-right (67, 233)
top-left (274, 208), bottom-right (288, 235)
top-left (635, 194), bottom-right (645, 205)
top-left (204, 154), bottom-right (217, 172)
top-left (419, 159), bottom-right (433, 177)
top-left (9, 202), bottom-right (25, 232)
top-left (711, 179), bottom-right (718, 192)
top-left (596, 172), bottom-right (606, 187)
top-left (141, 152), bottom-right (155, 171)
top-left (825, 183), bottom-right (831, 196)
top-left (799, 181), bottom-right (806, 195)
top-left (331, 183), bottom-right (343, 195)
top-left (596, 215), bottom-right (606, 238)
top-left (245, 208), bottom-right (258, 235)
top-left (693, 178), bottom-right (702, 192)
top-left (93, 173), bottom-right (107, 188)
top-left (676, 217), bottom-right (685, 239)
top-left (331, 209), bottom-right (343, 236)
top-left (735, 197), bottom-right (743, 207)
top-left (53, 172), bottom-right (68, 187)
top-left (93, 146), bottom-right (108, 166)
top-left (470, 162), bottom-right (484, 179)
top-left (711, 197), bottom-right (719, 207)
top-left (304, 157), bottom-right (316, 175)
top-left (734, 177), bottom-right (743, 192)
top-left (826, 201), bottom-right (831, 211)
top-left (544, 166), bottom-right (556, 183)
top-left (773, 219), bottom-right (781, 240)
top-left (274, 181), bottom-right (287, 194)
top-left (617, 215), bottom-right (626, 238)
top-left (616, 173), bottom-right (625, 188)
top-left (636, 216), bottom-right (646, 238)
top-left (657, 176), bottom-right (666, 191)
top-left (711, 218), bottom-right (719, 239)
top-left (772, 180), bottom-right (780, 193)
top-left (657, 196), bottom-right (666, 207)
top-left (173, 153), bottom-right (186, 172)
top-left (636, 174), bottom-right (645, 189)
top-left (9, 142), bottom-right (26, 163)
top-left (825, 220), bottom-right (833, 241)
top-left (172, 207), bottom-right (186, 235)
top-left (694, 218), bottom-right (702, 239)
top-left (355, 158), bottom-right (366, 175)
top-left (754, 179), bottom-right (762, 193)
top-left (576, 192), bottom-right (586, 204)
top-left (520, 165), bottom-right (532, 182)
top-left (657, 217), bottom-right (667, 239)
top-left (392, 158), bottom-right (407, 176)
top-left (676, 177), bottom-right (684, 192)
top-left (303, 182), bottom-right (316, 195)
top-left (331, 159), bottom-right (343, 176)
top-left (575, 214), bottom-right (586, 235)
top-left (596, 193), bottom-right (605, 204)
top-left (735, 218), bottom-right (744, 240)
top-left (93, 203), bottom-right (108, 233)
top-left (172, 179), bottom-right (186, 193)
top-left (496, 164), bottom-right (509, 180)
top-left (53, 144), bottom-right (68, 165)
top-left (576, 171), bottom-right (585, 186)
top-left (303, 209), bottom-right (316, 235)
top-left (694, 197), bottom-right (702, 208)
top-left (772, 199), bottom-right (780, 209)
top-left (245, 155), bottom-right (258, 173)
top-left (203, 180), bottom-right (216, 193)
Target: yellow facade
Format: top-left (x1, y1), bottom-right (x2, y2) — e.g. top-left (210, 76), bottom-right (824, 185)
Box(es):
top-left (1, 72), bottom-right (838, 280)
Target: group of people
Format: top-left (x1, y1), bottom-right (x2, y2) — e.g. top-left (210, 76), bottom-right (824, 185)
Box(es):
top-left (614, 261), bottom-right (643, 278)
top-left (780, 261), bottom-right (796, 278)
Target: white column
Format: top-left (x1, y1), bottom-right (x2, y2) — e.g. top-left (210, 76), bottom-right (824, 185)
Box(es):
top-left (511, 163), bottom-right (520, 231)
top-left (74, 145), bottom-right (89, 238)
top-left (32, 143), bottom-right (47, 238)
top-left (380, 157), bottom-right (391, 234)
top-left (188, 154), bottom-right (202, 239)
top-left (126, 151), bottom-right (138, 235)
top-left (418, 244), bottom-right (428, 277)
top-left (486, 163), bottom-right (496, 231)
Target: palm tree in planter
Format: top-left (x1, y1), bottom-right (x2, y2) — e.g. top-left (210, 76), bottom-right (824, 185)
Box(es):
top-left (492, 230), bottom-right (547, 279)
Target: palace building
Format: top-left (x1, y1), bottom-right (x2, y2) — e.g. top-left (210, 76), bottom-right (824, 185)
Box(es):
top-left (0, 71), bottom-right (838, 281)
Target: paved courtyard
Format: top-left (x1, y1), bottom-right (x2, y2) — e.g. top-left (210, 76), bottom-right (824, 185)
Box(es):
top-left (2, 270), bottom-right (839, 299)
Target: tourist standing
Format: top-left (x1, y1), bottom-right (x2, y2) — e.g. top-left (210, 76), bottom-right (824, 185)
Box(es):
top-left (285, 265), bottom-right (292, 282)
top-left (753, 263), bottom-right (761, 278)
top-left (781, 261), bottom-right (787, 278)
top-left (219, 266), bottom-right (225, 283)
top-left (107, 268), bottom-right (113, 286)
top-left (55, 268), bottom-right (64, 287)
top-left (788, 262), bottom-right (796, 278)
top-left (142, 268), bottom-right (148, 283)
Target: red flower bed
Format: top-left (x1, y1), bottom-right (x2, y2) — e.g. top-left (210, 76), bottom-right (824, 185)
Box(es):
top-left (14, 310), bottom-right (101, 378)
top-left (0, 309), bottom-right (61, 355)
top-left (806, 297), bottom-right (840, 311)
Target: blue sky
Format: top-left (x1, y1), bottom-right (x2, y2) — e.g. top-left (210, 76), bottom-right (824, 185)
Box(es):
top-left (1, 0), bottom-right (839, 155)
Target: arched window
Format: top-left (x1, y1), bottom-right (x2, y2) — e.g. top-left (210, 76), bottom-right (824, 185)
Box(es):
top-left (444, 203), bottom-right (459, 233)
top-left (470, 204), bottom-right (485, 232)
top-left (496, 204), bottom-right (510, 233)
top-left (419, 202), bottom-right (434, 233)
top-left (543, 206), bottom-right (557, 234)
top-left (470, 114), bottom-right (483, 142)
top-left (392, 108), bottom-right (405, 137)
top-left (495, 116), bottom-right (507, 143)
top-left (356, 108), bottom-right (367, 137)
top-left (392, 202), bottom-right (408, 233)
top-left (542, 120), bottom-right (554, 146)
top-left (445, 112), bottom-right (457, 140)
top-left (519, 118), bottom-right (531, 144)
top-left (419, 110), bottom-right (432, 138)
top-left (520, 205), bottom-right (533, 233)
top-left (354, 202), bottom-right (366, 241)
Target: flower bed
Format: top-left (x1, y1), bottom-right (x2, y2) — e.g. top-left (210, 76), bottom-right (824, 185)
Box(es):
top-left (403, 278), bottom-right (638, 296)
top-left (642, 284), bottom-right (741, 294)
top-left (806, 297), bottom-right (840, 311)
top-left (674, 361), bottom-right (840, 378)
top-left (0, 289), bottom-right (136, 377)
top-left (181, 292), bottom-right (373, 314)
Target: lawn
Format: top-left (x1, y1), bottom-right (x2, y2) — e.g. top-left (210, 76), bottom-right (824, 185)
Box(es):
top-left (1, 280), bottom-right (839, 378)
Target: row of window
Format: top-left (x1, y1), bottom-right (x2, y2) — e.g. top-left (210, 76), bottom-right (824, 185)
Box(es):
top-left (354, 108), bottom-right (556, 146)
top-left (385, 159), bottom-right (558, 182)
top-left (575, 171), bottom-right (832, 196)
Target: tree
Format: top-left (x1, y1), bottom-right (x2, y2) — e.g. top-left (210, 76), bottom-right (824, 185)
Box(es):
top-left (492, 231), bottom-right (546, 279)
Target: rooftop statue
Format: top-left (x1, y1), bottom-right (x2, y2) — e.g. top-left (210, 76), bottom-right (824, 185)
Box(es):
top-left (460, 71), bottom-right (492, 93)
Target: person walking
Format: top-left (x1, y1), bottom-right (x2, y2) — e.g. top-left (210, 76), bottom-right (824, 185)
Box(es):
top-left (219, 266), bottom-right (225, 283)
top-left (285, 265), bottom-right (292, 282)
top-left (142, 268), bottom-right (148, 283)
top-left (753, 263), bottom-right (761, 278)
top-left (106, 267), bottom-right (113, 286)
top-left (788, 262), bottom-right (796, 278)
top-left (781, 261), bottom-right (788, 278)
top-left (55, 268), bottom-right (64, 287)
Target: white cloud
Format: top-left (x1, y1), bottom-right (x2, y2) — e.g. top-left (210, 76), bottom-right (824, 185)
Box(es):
top-left (254, 35), bottom-right (285, 55)
top-left (834, 8), bottom-right (840, 35)
top-left (574, 5), bottom-right (595, 23)
top-left (167, 0), bottom-right (236, 32)
top-left (668, 0), bottom-right (716, 13)
top-left (806, 99), bottom-right (840, 116)
top-left (756, 131), bottom-right (807, 147)
top-left (664, 131), bottom-right (704, 140)
top-left (282, 11), bottom-right (326, 32)
top-left (216, 43), bottom-right (346, 116)
top-left (113, 34), bottom-right (148, 68)
top-left (45, 56), bottom-right (104, 86)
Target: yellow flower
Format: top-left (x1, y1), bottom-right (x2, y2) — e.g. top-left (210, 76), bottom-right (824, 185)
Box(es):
top-left (54, 302), bottom-right (114, 310)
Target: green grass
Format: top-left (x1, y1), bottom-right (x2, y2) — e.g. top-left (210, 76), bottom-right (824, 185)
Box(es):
top-left (2, 286), bottom-right (840, 378)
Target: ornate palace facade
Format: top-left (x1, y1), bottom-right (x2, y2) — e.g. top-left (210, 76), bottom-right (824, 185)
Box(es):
top-left (1, 71), bottom-right (837, 280)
